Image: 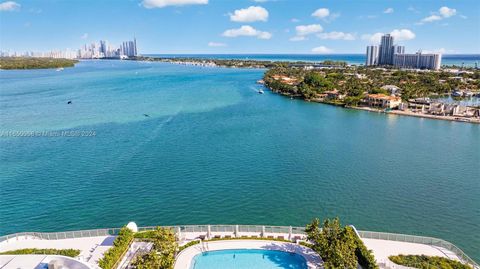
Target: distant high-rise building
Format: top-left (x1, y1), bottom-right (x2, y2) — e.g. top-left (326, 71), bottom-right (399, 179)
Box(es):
top-left (378, 34), bottom-right (394, 65)
top-left (392, 45), bottom-right (405, 56)
top-left (133, 37), bottom-right (138, 56)
top-left (100, 40), bottom-right (108, 57)
top-left (366, 45), bottom-right (379, 66)
top-left (393, 51), bottom-right (442, 70)
top-left (366, 34), bottom-right (441, 70)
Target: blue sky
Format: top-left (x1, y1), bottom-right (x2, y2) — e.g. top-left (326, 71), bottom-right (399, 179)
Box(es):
top-left (0, 0), bottom-right (479, 54)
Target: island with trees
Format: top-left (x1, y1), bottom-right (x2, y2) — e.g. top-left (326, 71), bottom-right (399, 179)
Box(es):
top-left (263, 64), bottom-right (480, 123)
top-left (0, 57), bottom-right (78, 70)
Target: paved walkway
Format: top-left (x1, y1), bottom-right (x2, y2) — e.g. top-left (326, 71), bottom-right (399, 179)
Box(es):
top-left (174, 240), bottom-right (323, 269)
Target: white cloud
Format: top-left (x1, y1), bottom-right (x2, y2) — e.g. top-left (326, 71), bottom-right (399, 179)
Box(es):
top-left (291, 18), bottom-right (300, 23)
top-left (384, 8), bottom-right (394, 14)
top-left (222, 25), bottom-right (272, 39)
top-left (81, 33), bottom-right (89, 39)
top-left (390, 29), bottom-right (416, 41)
top-left (318, 31), bottom-right (356, 40)
top-left (362, 29), bottom-right (415, 43)
top-left (439, 6), bottom-right (456, 18)
top-left (230, 6), bottom-right (268, 22)
top-left (289, 36), bottom-right (306, 42)
top-left (421, 15), bottom-right (442, 23)
top-left (312, 46), bottom-right (333, 54)
top-left (0, 1), bottom-right (20, 11)
top-left (361, 33), bottom-right (384, 43)
top-left (295, 24), bottom-right (323, 36)
top-left (290, 24), bottom-right (322, 41)
top-left (312, 8), bottom-right (329, 19)
top-left (419, 6), bottom-right (457, 24)
top-left (311, 8), bottom-right (339, 22)
top-left (141, 0), bottom-right (207, 8)
top-left (208, 42), bottom-right (226, 47)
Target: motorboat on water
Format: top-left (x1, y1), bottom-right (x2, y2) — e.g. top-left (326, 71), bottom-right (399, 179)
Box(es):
top-left (258, 89), bottom-right (264, 94)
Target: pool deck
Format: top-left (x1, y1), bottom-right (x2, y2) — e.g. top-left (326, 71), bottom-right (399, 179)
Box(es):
top-left (0, 235), bottom-right (114, 267)
top-left (174, 240), bottom-right (323, 269)
top-left (362, 238), bottom-right (461, 265)
top-left (0, 255), bottom-right (95, 269)
top-left (1, 228), bottom-right (476, 269)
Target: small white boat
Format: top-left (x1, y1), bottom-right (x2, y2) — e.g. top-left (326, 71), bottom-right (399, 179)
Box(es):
top-left (258, 89), bottom-right (264, 94)
top-left (56, 68), bottom-right (64, 72)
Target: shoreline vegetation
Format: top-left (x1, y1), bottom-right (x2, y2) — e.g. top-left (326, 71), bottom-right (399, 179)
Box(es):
top-left (0, 57), bottom-right (78, 70)
top-left (3, 56), bottom-right (479, 123)
top-left (132, 55), bottom-right (347, 69)
top-left (135, 55), bottom-right (479, 124)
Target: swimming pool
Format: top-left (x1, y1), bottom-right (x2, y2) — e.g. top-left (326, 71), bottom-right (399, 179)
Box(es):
top-left (191, 249), bottom-right (308, 269)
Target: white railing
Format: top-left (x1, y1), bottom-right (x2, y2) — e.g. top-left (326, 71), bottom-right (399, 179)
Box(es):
top-left (1, 225), bottom-right (477, 268)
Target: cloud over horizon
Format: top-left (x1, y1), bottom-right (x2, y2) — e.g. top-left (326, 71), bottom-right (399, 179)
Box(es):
top-left (362, 29), bottom-right (416, 43)
top-left (230, 6), bottom-right (269, 22)
top-left (311, 46), bottom-right (333, 54)
top-left (318, 31), bottom-right (355, 40)
top-left (222, 25), bottom-right (272, 39)
top-left (420, 6), bottom-right (456, 24)
top-left (312, 8), bottom-right (339, 22)
top-left (141, 0), bottom-right (207, 9)
top-left (208, 42), bottom-right (226, 47)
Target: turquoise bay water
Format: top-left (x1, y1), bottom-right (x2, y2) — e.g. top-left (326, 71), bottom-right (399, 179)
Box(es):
top-left (191, 249), bottom-right (307, 269)
top-left (0, 60), bottom-right (479, 261)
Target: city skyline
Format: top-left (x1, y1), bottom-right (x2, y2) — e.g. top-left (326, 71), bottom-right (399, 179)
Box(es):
top-left (0, 37), bottom-right (138, 59)
top-left (0, 0), bottom-right (479, 54)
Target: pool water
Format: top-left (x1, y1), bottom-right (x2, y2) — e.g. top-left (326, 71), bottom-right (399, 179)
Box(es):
top-left (191, 249), bottom-right (308, 269)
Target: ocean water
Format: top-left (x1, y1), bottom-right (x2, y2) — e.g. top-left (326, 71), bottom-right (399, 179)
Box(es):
top-left (0, 60), bottom-right (479, 262)
top-left (191, 249), bottom-right (307, 269)
top-left (147, 54), bottom-right (480, 67)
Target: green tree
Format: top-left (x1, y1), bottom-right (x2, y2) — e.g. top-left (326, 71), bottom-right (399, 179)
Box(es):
top-left (132, 251), bottom-right (162, 269)
top-left (131, 227), bottom-right (178, 269)
top-left (306, 218), bottom-right (358, 269)
top-left (151, 227), bottom-right (178, 269)
top-left (98, 227), bottom-right (134, 269)
top-left (304, 72), bottom-right (334, 91)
